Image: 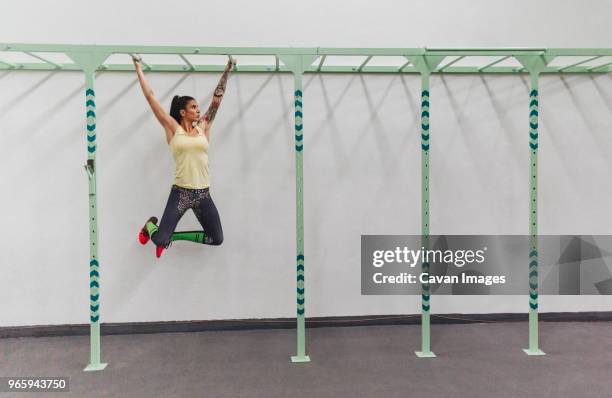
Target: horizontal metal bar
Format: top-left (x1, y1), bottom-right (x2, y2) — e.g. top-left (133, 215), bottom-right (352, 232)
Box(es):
top-left (424, 48), bottom-right (547, 56)
top-left (426, 47), bottom-right (547, 51)
top-left (317, 48), bottom-right (424, 56)
top-left (1, 63), bottom-right (610, 74)
top-left (546, 49), bottom-right (612, 56)
top-left (310, 66), bottom-right (608, 74)
top-left (2, 43), bottom-right (319, 56)
top-left (127, 64), bottom-right (284, 72)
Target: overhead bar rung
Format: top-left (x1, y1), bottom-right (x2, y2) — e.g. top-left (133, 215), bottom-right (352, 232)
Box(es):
top-left (559, 55), bottom-right (603, 71)
top-left (179, 54), bottom-right (194, 71)
top-left (478, 55), bottom-right (511, 71)
top-left (24, 51), bottom-right (61, 69)
top-left (0, 59), bottom-right (17, 68)
top-left (357, 56), bottom-right (373, 72)
top-left (437, 56), bottom-right (465, 72)
top-left (588, 60), bottom-right (612, 71)
top-left (317, 55), bottom-right (326, 72)
top-left (398, 58), bottom-right (412, 72)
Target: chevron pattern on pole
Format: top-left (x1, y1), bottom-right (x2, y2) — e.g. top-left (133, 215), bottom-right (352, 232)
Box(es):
top-left (295, 90), bottom-right (304, 152)
top-left (86, 89), bottom-right (96, 154)
top-left (297, 254), bottom-right (305, 315)
top-left (89, 260), bottom-right (101, 322)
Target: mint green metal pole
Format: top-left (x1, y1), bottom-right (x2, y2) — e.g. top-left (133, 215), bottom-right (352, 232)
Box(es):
top-left (83, 71), bottom-right (107, 371)
top-left (523, 72), bottom-right (545, 356)
top-left (277, 54), bottom-right (316, 364)
top-left (415, 72), bottom-right (435, 358)
top-left (407, 55), bottom-right (444, 358)
top-left (65, 51), bottom-right (110, 372)
top-left (515, 54), bottom-right (551, 356)
top-left (291, 72), bottom-right (310, 363)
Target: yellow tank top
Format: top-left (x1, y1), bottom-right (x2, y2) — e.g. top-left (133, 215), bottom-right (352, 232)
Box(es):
top-left (170, 125), bottom-right (210, 189)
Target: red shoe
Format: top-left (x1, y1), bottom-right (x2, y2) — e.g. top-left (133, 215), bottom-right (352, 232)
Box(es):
top-left (138, 217), bottom-right (158, 245)
top-left (156, 245), bottom-right (165, 258)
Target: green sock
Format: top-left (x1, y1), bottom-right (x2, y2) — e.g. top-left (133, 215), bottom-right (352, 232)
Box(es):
top-left (145, 221), bottom-right (158, 236)
top-left (171, 231), bottom-right (206, 244)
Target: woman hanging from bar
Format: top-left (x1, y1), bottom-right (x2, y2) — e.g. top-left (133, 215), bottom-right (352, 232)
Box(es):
top-left (132, 53), bottom-right (235, 258)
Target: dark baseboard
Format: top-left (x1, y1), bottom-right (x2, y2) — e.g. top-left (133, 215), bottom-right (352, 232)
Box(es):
top-left (1, 311), bottom-right (611, 339)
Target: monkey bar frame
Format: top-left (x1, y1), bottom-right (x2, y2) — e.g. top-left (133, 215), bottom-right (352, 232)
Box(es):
top-left (3, 43), bottom-right (611, 369)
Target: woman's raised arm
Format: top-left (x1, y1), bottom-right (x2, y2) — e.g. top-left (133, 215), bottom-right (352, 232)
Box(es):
top-left (132, 54), bottom-right (178, 143)
top-left (197, 56), bottom-right (236, 139)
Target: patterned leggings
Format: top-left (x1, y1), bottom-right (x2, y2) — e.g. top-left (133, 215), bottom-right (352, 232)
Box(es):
top-left (151, 185), bottom-right (224, 248)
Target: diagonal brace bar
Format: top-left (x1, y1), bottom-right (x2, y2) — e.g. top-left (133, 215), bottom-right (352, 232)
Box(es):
top-left (436, 56), bottom-right (465, 72)
top-left (357, 56), bottom-right (373, 72)
top-left (588, 60), bottom-right (612, 72)
top-left (559, 55), bottom-right (603, 71)
top-left (316, 55), bottom-right (326, 72)
top-left (398, 57), bottom-right (412, 72)
top-left (179, 54), bottom-right (194, 71)
top-left (24, 51), bottom-right (62, 69)
top-left (478, 55), bottom-right (512, 71)
top-left (0, 58), bottom-right (18, 68)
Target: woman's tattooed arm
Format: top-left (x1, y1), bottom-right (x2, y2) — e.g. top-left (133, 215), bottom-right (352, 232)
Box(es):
top-left (202, 58), bottom-right (235, 124)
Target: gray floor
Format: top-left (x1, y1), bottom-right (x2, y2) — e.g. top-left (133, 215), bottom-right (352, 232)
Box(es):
top-left (1, 321), bottom-right (611, 397)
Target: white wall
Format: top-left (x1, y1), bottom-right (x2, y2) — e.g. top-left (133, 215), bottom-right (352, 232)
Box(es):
top-left (1, 1), bottom-right (611, 327)
top-left (1, 0), bottom-right (611, 48)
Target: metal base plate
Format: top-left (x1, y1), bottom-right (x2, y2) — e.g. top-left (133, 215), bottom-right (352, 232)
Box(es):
top-left (522, 348), bottom-right (546, 356)
top-left (84, 363), bottom-right (108, 372)
top-left (290, 355), bottom-right (311, 363)
top-left (415, 351), bottom-right (437, 358)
